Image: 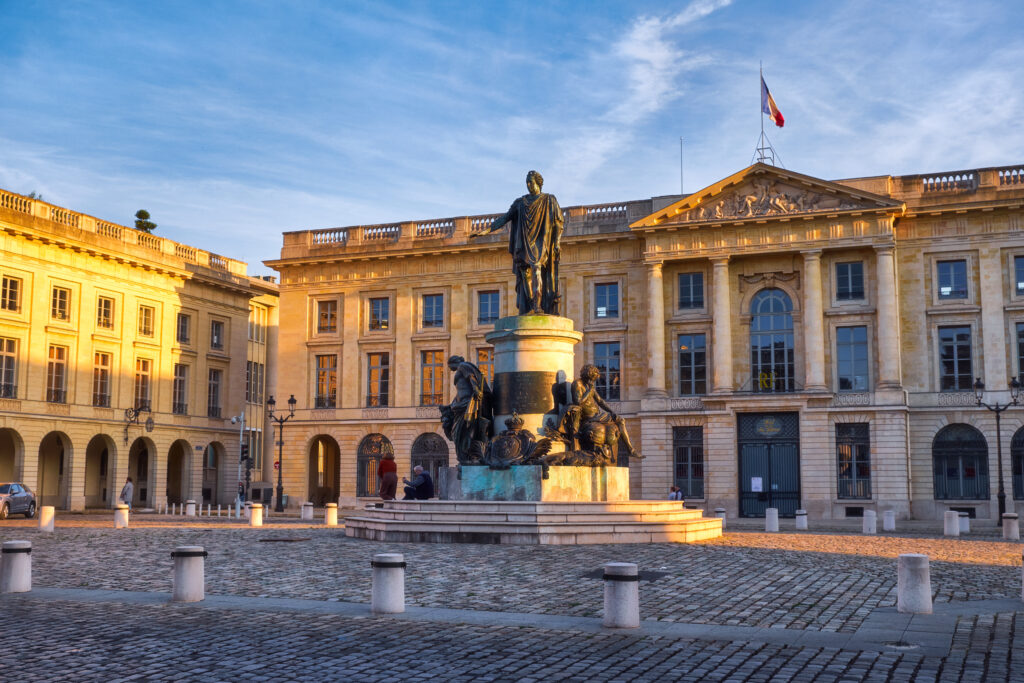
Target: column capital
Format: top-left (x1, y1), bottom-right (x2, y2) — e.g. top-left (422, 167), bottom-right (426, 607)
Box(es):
top-left (800, 249), bottom-right (823, 259)
top-left (874, 244), bottom-right (896, 255)
top-left (710, 255), bottom-right (730, 267)
top-left (644, 259), bottom-right (664, 272)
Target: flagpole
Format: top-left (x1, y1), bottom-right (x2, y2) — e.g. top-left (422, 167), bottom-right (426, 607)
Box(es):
top-left (679, 137), bottom-right (684, 195)
top-left (759, 61), bottom-right (764, 143)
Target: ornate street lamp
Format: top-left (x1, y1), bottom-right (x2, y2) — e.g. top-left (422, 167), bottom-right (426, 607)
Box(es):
top-left (267, 394), bottom-right (297, 513)
top-left (973, 376), bottom-right (1021, 526)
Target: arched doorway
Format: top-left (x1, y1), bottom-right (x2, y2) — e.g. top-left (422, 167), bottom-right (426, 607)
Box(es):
top-left (166, 439), bottom-right (192, 505)
top-left (933, 424), bottom-right (988, 500)
top-left (749, 288), bottom-right (795, 393)
top-left (0, 428), bottom-right (23, 482)
top-left (202, 442), bottom-right (227, 506)
top-left (357, 434), bottom-right (392, 498)
top-left (84, 435), bottom-right (116, 509)
top-left (1011, 427), bottom-right (1024, 501)
top-left (38, 432), bottom-right (71, 509)
top-left (308, 435), bottom-right (340, 506)
top-left (128, 437), bottom-right (155, 508)
top-left (411, 433), bottom-right (448, 494)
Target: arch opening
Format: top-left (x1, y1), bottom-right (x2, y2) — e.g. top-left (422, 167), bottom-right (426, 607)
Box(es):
top-left (308, 435), bottom-right (340, 506)
top-left (38, 431), bottom-right (71, 509)
top-left (85, 435), bottom-right (116, 509)
top-left (932, 424), bottom-right (989, 500)
top-left (357, 434), bottom-right (393, 498)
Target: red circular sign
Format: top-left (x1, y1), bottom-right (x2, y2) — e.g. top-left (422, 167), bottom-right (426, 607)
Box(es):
top-left (274, 461), bottom-right (280, 470)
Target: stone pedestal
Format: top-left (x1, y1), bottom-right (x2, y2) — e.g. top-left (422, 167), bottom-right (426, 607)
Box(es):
top-left (460, 465), bottom-right (628, 502)
top-left (485, 316), bottom-right (582, 439)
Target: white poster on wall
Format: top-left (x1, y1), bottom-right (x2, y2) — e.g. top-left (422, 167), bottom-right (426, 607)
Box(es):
top-left (751, 477), bottom-right (763, 492)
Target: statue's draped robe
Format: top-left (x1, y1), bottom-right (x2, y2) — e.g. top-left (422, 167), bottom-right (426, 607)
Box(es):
top-left (501, 192), bottom-right (564, 314)
top-left (442, 362), bottom-right (492, 464)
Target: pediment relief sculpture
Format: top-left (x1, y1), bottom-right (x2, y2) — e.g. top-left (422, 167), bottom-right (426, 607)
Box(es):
top-left (683, 179), bottom-right (871, 222)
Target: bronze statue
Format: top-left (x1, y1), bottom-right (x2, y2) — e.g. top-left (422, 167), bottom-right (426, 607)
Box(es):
top-left (482, 412), bottom-right (552, 469)
top-left (472, 170), bottom-right (564, 315)
top-left (439, 355), bottom-right (493, 464)
top-left (546, 364), bottom-right (641, 465)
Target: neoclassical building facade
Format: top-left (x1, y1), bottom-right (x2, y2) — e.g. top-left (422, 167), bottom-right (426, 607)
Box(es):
top-left (268, 162), bottom-right (1024, 520)
top-left (0, 189), bottom-right (279, 511)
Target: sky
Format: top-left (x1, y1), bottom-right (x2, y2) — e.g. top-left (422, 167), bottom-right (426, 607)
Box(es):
top-left (1, 0), bottom-right (1022, 276)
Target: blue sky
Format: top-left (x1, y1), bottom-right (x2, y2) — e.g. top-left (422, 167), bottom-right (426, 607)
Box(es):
top-left (1, 0), bottom-right (1022, 276)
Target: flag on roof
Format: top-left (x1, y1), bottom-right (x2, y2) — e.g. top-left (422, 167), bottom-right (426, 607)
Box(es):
top-left (761, 76), bottom-right (784, 128)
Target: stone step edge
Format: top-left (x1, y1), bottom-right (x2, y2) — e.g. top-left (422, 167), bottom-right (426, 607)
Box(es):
top-left (344, 518), bottom-right (723, 533)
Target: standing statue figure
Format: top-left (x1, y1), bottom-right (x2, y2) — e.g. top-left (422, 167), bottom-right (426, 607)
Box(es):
top-left (439, 355), bottom-right (493, 464)
top-left (472, 170), bottom-right (564, 315)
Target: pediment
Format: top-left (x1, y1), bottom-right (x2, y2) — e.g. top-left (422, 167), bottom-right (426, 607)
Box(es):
top-left (631, 163), bottom-right (903, 229)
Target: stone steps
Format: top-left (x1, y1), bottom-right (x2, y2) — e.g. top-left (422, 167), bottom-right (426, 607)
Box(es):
top-left (344, 500), bottom-right (723, 545)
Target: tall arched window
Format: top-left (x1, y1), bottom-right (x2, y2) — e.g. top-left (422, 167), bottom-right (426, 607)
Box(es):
top-left (932, 424), bottom-right (988, 500)
top-left (357, 434), bottom-right (393, 498)
top-left (750, 288), bottom-right (795, 393)
top-left (1011, 427), bottom-right (1024, 500)
top-left (411, 433), bottom-right (448, 494)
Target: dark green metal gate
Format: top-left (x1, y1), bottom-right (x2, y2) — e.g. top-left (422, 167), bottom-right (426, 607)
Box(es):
top-left (738, 413), bottom-right (801, 517)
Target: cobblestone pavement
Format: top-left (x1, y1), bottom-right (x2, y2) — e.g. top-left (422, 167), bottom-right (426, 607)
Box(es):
top-left (1, 517), bottom-right (1022, 681)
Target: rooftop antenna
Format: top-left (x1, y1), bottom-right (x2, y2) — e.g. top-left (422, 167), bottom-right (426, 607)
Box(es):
top-left (752, 62), bottom-right (783, 167)
top-left (679, 137), bottom-right (685, 195)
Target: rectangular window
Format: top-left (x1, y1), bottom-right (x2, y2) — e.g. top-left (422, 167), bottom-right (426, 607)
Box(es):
top-left (248, 306), bottom-right (267, 343)
top-left (255, 362), bottom-right (265, 404)
top-left (678, 334), bottom-right (707, 395)
top-left (673, 427), bottom-right (704, 498)
top-left (594, 283), bottom-right (619, 318)
top-left (51, 287), bottom-right (70, 321)
top-left (938, 325), bottom-right (973, 391)
top-left (476, 347), bottom-right (494, 385)
top-left (176, 312), bottom-right (191, 344)
top-left (92, 352), bottom-right (111, 407)
top-left (249, 428), bottom-right (264, 471)
top-left (317, 300), bottom-right (337, 333)
top-left (1, 276), bottom-right (21, 312)
top-left (0, 338), bottom-right (17, 398)
top-left (836, 262), bottom-right (865, 301)
top-left (593, 341), bottom-right (621, 400)
top-left (836, 423), bottom-right (871, 499)
top-left (1018, 323), bottom-right (1024, 381)
top-left (422, 294), bottom-right (444, 328)
top-left (97, 297), bottom-right (115, 330)
top-left (369, 297), bottom-right (390, 330)
top-left (420, 350), bottom-right (444, 406)
top-left (138, 305), bottom-right (154, 337)
top-left (367, 352), bottom-right (390, 407)
top-left (478, 290), bottom-right (500, 325)
top-left (1016, 256), bottom-right (1024, 297)
top-left (134, 358), bottom-right (151, 410)
top-left (173, 363), bottom-right (188, 415)
top-left (836, 326), bottom-right (869, 392)
top-left (315, 354), bottom-right (338, 408)
top-left (210, 320), bottom-right (224, 350)
top-left (207, 369), bottom-right (222, 417)
top-left (678, 273), bottom-right (704, 310)
top-left (46, 345), bottom-right (67, 403)
top-left (245, 360), bottom-right (253, 403)
top-left (937, 260), bottom-right (968, 300)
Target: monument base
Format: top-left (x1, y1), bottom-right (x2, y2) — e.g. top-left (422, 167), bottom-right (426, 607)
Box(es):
top-left (344, 500), bottom-right (723, 545)
top-left (460, 465), bottom-right (628, 502)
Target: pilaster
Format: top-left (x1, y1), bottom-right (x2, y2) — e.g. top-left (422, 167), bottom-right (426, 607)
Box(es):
top-left (711, 257), bottom-right (733, 393)
top-left (801, 250), bottom-right (827, 391)
top-left (645, 261), bottom-right (668, 397)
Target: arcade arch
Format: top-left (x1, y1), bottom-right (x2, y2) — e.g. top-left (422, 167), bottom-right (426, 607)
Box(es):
top-left (308, 435), bottom-right (340, 506)
top-left (84, 434), bottom-right (116, 509)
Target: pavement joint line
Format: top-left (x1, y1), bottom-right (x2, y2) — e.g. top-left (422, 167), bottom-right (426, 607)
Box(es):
top-left (8, 586), bottom-right (1019, 656)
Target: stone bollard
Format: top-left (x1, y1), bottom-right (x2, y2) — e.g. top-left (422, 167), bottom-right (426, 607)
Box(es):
top-left (0, 541), bottom-right (32, 593)
top-left (883, 510), bottom-right (897, 532)
top-left (943, 510), bottom-right (960, 536)
top-left (217, 505), bottom-right (221, 518)
top-left (301, 502), bottom-right (314, 521)
top-left (325, 503), bottom-right (338, 527)
top-left (862, 510), bottom-right (877, 535)
top-left (958, 512), bottom-right (970, 534)
top-left (765, 508), bottom-right (779, 533)
top-left (897, 554), bottom-right (932, 614)
top-left (170, 546), bottom-right (207, 602)
top-left (206, 504), bottom-right (211, 516)
top-left (114, 504), bottom-right (130, 529)
top-left (371, 553), bottom-right (406, 614)
top-left (1003, 513), bottom-right (1020, 541)
top-left (249, 503), bottom-right (263, 527)
top-left (171, 503), bottom-right (176, 516)
top-left (244, 502), bottom-right (252, 520)
top-left (794, 509), bottom-right (808, 531)
top-left (714, 507), bottom-right (726, 531)
top-left (602, 562), bottom-right (640, 628)
top-left (38, 506), bottom-right (55, 533)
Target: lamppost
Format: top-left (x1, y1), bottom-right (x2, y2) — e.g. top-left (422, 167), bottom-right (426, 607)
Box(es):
top-left (267, 394), bottom-right (296, 513)
top-left (973, 376), bottom-right (1021, 526)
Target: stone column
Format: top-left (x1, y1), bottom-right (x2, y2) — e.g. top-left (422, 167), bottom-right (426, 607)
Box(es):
top-left (645, 261), bottom-right (667, 397)
top-left (802, 250), bottom-right (827, 391)
top-left (711, 257), bottom-right (733, 393)
top-left (875, 246), bottom-right (902, 389)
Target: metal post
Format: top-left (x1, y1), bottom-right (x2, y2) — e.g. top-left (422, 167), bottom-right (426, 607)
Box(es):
top-left (974, 377), bottom-right (1020, 527)
top-left (275, 420), bottom-right (285, 513)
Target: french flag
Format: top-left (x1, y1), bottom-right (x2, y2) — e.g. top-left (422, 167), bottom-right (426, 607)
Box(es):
top-left (761, 76), bottom-right (784, 128)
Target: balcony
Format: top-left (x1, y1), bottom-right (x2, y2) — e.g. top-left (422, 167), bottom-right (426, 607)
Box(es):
top-left (207, 406), bottom-right (222, 418)
top-left (172, 402), bottom-right (188, 415)
top-left (314, 396), bottom-right (337, 409)
top-left (46, 388), bottom-right (66, 404)
top-left (0, 383), bottom-right (16, 399)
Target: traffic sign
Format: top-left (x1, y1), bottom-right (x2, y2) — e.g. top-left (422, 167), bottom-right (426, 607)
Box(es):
top-left (274, 461), bottom-right (280, 470)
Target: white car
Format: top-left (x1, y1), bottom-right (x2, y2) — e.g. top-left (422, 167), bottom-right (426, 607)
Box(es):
top-left (0, 482), bottom-right (37, 519)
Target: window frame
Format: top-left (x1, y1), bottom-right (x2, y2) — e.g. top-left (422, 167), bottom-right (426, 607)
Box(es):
top-left (92, 351), bottom-right (112, 408)
top-left (96, 296), bottom-right (115, 330)
top-left (366, 352), bottom-right (390, 407)
top-left (1, 276), bottom-right (21, 313)
top-left (593, 282), bottom-right (620, 320)
top-left (477, 290), bottom-right (501, 326)
top-left (475, 347), bottom-right (494, 385)
top-left (315, 354), bottom-right (338, 408)
top-left (421, 293), bottom-right (445, 330)
top-left (677, 272), bottom-right (705, 311)
top-left (51, 286), bottom-right (70, 321)
top-left (835, 325), bottom-right (870, 392)
top-left (673, 426), bottom-right (705, 499)
top-left (593, 340), bottom-right (621, 401)
top-left (368, 296), bottom-right (391, 332)
top-left (835, 423), bottom-right (871, 499)
top-left (835, 261), bottom-right (865, 302)
top-left (46, 345), bottom-right (68, 403)
top-left (172, 363), bottom-right (189, 415)
top-left (936, 259), bottom-right (969, 301)
top-left (937, 324), bottom-right (973, 392)
top-left (316, 299), bottom-right (339, 334)
top-left (0, 337), bottom-right (18, 399)
top-left (133, 357), bottom-right (152, 410)
top-left (176, 312), bottom-right (191, 345)
top-left (210, 319), bottom-right (225, 351)
top-left (207, 368), bottom-right (223, 418)
top-left (137, 305), bottom-right (155, 337)
top-left (419, 349), bottom-right (445, 406)
top-left (677, 332), bottom-right (707, 396)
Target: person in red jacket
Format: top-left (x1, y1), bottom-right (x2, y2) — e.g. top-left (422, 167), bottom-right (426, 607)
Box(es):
top-left (378, 451), bottom-right (398, 500)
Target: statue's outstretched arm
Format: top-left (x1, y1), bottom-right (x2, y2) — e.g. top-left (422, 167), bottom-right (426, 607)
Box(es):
top-left (470, 209), bottom-right (511, 238)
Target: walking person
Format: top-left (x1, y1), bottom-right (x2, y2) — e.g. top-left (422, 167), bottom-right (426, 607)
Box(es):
top-left (119, 476), bottom-right (134, 511)
top-left (378, 451), bottom-right (398, 500)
